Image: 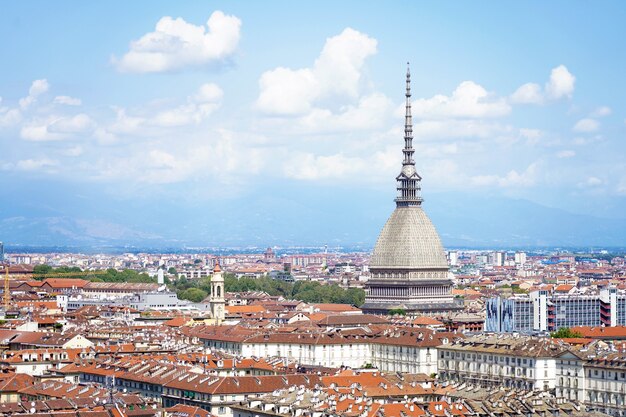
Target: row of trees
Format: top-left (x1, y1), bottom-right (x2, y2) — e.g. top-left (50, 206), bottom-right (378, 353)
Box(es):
top-left (32, 265), bottom-right (157, 284)
top-left (31, 265), bottom-right (365, 306)
top-left (171, 274), bottom-right (365, 306)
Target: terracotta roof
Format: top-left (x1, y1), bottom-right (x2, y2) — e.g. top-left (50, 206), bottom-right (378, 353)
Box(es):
top-left (412, 316), bottom-right (444, 326)
top-left (312, 304), bottom-right (362, 313)
top-left (42, 278), bottom-right (88, 289)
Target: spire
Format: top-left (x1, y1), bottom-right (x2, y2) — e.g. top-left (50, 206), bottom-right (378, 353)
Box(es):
top-left (395, 62), bottom-right (423, 207)
top-left (403, 63), bottom-right (414, 166)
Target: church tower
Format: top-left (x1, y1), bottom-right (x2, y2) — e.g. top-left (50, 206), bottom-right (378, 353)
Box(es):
top-left (210, 261), bottom-right (225, 322)
top-left (362, 64), bottom-right (461, 315)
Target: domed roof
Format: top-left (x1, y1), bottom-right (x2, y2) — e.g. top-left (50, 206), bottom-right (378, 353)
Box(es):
top-left (370, 206), bottom-right (448, 270)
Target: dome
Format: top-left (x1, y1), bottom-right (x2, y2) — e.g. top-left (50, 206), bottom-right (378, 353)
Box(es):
top-left (370, 206), bottom-right (448, 270)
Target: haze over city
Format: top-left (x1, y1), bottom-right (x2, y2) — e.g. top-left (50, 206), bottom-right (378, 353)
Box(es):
top-left (2, 1), bottom-right (626, 248)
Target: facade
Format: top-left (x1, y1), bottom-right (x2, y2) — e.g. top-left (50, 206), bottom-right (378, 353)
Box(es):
top-left (362, 65), bottom-right (460, 315)
top-left (197, 326), bottom-right (453, 374)
top-left (438, 335), bottom-right (565, 391)
top-left (486, 287), bottom-right (625, 333)
top-left (560, 352), bottom-right (626, 417)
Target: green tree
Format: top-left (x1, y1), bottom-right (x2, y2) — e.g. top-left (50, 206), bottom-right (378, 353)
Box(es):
top-left (388, 308), bottom-right (407, 316)
top-left (551, 327), bottom-right (583, 338)
top-left (179, 288), bottom-right (208, 303)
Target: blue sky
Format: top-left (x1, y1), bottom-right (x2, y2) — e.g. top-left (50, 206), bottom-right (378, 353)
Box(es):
top-left (1, 1), bottom-right (626, 247)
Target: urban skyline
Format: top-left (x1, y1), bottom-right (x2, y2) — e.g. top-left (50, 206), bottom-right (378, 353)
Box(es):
top-left (2, 2), bottom-right (626, 248)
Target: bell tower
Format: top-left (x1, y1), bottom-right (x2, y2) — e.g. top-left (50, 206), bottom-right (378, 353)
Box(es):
top-left (210, 261), bottom-right (225, 322)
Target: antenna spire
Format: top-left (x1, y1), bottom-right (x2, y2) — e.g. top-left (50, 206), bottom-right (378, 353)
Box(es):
top-left (395, 62), bottom-right (422, 207)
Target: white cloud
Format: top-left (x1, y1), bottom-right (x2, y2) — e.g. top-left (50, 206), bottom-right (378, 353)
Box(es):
top-left (54, 95), bottom-right (82, 106)
top-left (0, 107), bottom-right (21, 127)
top-left (114, 11), bottom-right (241, 73)
top-left (412, 81), bottom-right (511, 119)
top-left (296, 93), bottom-right (393, 133)
top-left (510, 83), bottom-right (543, 104)
top-left (256, 28), bottom-right (377, 116)
top-left (470, 162), bottom-right (539, 188)
top-left (578, 176), bottom-right (603, 188)
top-left (151, 83), bottom-right (223, 127)
top-left (284, 153), bottom-right (364, 180)
top-left (510, 65), bottom-right (575, 104)
top-left (556, 150), bottom-right (575, 159)
top-left (19, 79), bottom-right (49, 109)
top-left (590, 106), bottom-right (611, 117)
top-left (573, 118), bottom-right (599, 133)
top-left (106, 83), bottom-right (223, 135)
top-left (11, 158), bottom-right (58, 172)
top-left (20, 113), bottom-right (94, 141)
top-left (519, 128), bottom-right (543, 144)
top-left (94, 129), bottom-right (267, 185)
top-left (546, 65), bottom-right (575, 99)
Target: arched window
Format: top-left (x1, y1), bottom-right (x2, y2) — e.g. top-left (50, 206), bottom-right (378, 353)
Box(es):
top-left (217, 286), bottom-right (221, 297)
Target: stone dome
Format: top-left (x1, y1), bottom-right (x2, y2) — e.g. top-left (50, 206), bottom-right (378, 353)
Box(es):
top-left (370, 206), bottom-right (448, 270)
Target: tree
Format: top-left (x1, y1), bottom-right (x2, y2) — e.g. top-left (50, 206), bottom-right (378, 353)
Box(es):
top-left (168, 267), bottom-right (177, 275)
top-left (388, 308), bottom-right (407, 316)
top-left (551, 327), bottom-right (583, 338)
top-left (179, 288), bottom-right (208, 303)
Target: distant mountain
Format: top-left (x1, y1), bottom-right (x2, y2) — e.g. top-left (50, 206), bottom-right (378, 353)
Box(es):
top-left (1, 184), bottom-right (625, 250)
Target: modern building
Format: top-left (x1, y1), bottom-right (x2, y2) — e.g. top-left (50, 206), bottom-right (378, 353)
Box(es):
top-left (362, 65), bottom-right (461, 315)
top-left (486, 287), bottom-right (626, 333)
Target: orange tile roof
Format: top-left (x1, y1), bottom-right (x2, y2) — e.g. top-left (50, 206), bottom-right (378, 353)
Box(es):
top-left (226, 305), bottom-right (266, 314)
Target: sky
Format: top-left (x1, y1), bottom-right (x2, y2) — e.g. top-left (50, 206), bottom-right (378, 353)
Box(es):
top-left (1, 1), bottom-right (626, 248)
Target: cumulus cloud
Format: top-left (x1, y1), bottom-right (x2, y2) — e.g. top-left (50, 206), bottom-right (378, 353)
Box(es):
top-left (412, 81), bottom-right (511, 119)
top-left (546, 65), bottom-right (576, 99)
top-left (106, 83), bottom-right (223, 136)
top-left (20, 113), bottom-right (94, 141)
top-left (573, 118), bottom-right (599, 133)
top-left (510, 65), bottom-right (575, 104)
top-left (114, 11), bottom-right (241, 73)
top-left (54, 95), bottom-right (82, 106)
top-left (256, 28), bottom-right (378, 115)
top-left (19, 79), bottom-right (49, 109)
top-left (152, 83), bottom-right (223, 127)
top-left (510, 82), bottom-right (543, 104)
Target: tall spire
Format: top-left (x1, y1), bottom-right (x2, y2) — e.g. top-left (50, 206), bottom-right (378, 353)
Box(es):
top-left (403, 63), bottom-right (414, 166)
top-left (395, 62), bottom-right (423, 207)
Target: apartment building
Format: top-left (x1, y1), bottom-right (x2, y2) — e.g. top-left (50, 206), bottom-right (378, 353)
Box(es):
top-left (196, 325), bottom-right (456, 374)
top-left (437, 334), bottom-right (566, 391)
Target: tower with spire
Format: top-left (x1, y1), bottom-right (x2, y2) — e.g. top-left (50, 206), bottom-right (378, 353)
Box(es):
top-left (395, 64), bottom-right (423, 207)
top-left (362, 64), bottom-right (461, 315)
top-left (210, 261), bottom-right (225, 322)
